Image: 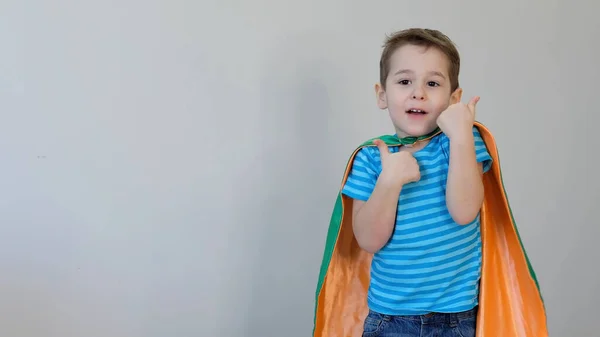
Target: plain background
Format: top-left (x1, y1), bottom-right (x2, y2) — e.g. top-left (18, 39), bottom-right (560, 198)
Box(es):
top-left (2, 0), bottom-right (599, 336)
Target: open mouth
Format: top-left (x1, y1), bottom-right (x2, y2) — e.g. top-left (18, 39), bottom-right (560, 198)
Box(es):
top-left (406, 109), bottom-right (428, 115)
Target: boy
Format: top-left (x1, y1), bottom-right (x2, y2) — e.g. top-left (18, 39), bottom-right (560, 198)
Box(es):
top-left (341, 28), bottom-right (490, 337)
top-left (312, 28), bottom-right (547, 337)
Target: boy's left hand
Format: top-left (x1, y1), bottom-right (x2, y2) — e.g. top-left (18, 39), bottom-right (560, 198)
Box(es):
top-left (436, 96), bottom-right (479, 140)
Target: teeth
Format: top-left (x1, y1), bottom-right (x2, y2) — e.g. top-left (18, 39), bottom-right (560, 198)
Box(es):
top-left (408, 109), bottom-right (424, 113)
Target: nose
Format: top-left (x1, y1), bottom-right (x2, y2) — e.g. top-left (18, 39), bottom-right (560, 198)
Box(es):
top-left (412, 86), bottom-right (426, 100)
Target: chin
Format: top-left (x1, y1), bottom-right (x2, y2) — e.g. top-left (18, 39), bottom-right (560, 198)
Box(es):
top-left (399, 123), bottom-right (437, 137)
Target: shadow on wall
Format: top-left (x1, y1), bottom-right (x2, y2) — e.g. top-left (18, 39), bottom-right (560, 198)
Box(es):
top-left (239, 32), bottom-right (340, 336)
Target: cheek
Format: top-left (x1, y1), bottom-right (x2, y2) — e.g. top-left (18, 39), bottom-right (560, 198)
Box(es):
top-left (433, 101), bottom-right (448, 110)
top-left (430, 93), bottom-right (451, 109)
top-left (387, 88), bottom-right (408, 104)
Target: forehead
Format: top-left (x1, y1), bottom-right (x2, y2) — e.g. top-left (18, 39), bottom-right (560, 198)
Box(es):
top-left (388, 44), bottom-right (450, 75)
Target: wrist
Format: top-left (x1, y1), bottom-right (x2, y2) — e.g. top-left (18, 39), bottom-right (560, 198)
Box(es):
top-left (449, 131), bottom-right (474, 146)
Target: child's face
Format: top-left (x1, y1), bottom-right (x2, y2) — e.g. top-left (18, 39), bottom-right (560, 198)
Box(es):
top-left (376, 44), bottom-right (462, 138)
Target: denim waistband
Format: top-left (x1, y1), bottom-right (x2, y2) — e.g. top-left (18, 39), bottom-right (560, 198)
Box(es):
top-left (372, 305), bottom-right (478, 324)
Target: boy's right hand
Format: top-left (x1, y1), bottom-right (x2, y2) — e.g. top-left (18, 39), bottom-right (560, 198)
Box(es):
top-left (374, 139), bottom-right (420, 188)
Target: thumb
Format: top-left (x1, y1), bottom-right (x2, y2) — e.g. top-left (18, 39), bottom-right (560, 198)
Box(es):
top-left (468, 96), bottom-right (480, 115)
top-left (374, 139), bottom-right (389, 159)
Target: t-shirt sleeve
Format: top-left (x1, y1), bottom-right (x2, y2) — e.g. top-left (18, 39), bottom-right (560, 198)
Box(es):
top-left (441, 127), bottom-right (493, 173)
top-left (473, 127), bottom-right (493, 173)
top-left (341, 147), bottom-right (379, 201)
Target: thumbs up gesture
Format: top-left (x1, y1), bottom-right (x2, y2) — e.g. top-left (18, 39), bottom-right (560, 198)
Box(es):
top-left (436, 96), bottom-right (479, 140)
top-left (375, 140), bottom-right (421, 188)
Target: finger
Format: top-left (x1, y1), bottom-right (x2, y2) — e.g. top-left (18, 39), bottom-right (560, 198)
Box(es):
top-left (467, 96), bottom-right (480, 114)
top-left (374, 139), bottom-right (389, 158)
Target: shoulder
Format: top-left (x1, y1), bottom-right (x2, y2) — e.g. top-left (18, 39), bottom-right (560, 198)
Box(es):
top-left (351, 146), bottom-right (380, 171)
top-left (471, 126), bottom-right (486, 141)
top-left (353, 136), bottom-right (400, 159)
top-left (347, 138), bottom-right (400, 173)
top-left (351, 146), bottom-right (376, 167)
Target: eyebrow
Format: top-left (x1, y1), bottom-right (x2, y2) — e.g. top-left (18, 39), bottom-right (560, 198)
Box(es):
top-left (394, 69), bottom-right (446, 79)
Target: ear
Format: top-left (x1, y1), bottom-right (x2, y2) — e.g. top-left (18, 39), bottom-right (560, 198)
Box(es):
top-left (375, 82), bottom-right (387, 109)
top-left (450, 87), bottom-right (463, 104)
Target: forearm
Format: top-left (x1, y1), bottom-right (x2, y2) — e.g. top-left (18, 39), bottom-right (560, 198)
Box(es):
top-left (446, 134), bottom-right (484, 225)
top-left (353, 177), bottom-right (402, 253)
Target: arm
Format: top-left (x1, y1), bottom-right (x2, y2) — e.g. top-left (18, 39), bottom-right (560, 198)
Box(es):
top-left (445, 127), bottom-right (493, 225)
top-left (351, 175), bottom-right (402, 253)
top-left (343, 143), bottom-right (419, 253)
top-left (446, 133), bottom-right (484, 225)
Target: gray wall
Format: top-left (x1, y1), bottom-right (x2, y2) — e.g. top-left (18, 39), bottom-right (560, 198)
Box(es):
top-left (2, 0), bottom-right (598, 336)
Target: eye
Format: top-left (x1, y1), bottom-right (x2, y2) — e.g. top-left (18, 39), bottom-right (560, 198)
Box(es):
top-left (428, 81), bottom-right (440, 87)
top-left (398, 80), bottom-right (410, 85)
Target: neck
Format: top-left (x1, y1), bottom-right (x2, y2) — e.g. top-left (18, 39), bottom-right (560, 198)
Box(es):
top-left (396, 127), bottom-right (441, 146)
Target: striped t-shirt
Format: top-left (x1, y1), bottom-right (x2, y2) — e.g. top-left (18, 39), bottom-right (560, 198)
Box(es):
top-left (341, 127), bottom-right (493, 315)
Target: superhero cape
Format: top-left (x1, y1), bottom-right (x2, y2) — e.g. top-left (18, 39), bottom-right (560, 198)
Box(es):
top-left (312, 122), bottom-right (548, 337)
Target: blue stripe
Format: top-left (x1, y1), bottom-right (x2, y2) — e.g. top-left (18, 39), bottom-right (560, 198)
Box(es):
top-left (345, 179), bottom-right (375, 192)
top-left (400, 177), bottom-right (445, 194)
top-left (392, 216), bottom-right (455, 235)
top-left (397, 200), bottom-right (446, 217)
top-left (386, 224), bottom-right (479, 251)
top-left (391, 221), bottom-right (476, 243)
top-left (370, 265), bottom-right (481, 288)
top-left (374, 238), bottom-right (480, 267)
top-left (370, 272), bottom-right (480, 294)
top-left (377, 230), bottom-right (479, 259)
top-left (372, 252), bottom-right (481, 278)
top-left (370, 283), bottom-right (477, 302)
top-left (395, 209), bottom-right (451, 225)
top-left (400, 189), bottom-right (445, 205)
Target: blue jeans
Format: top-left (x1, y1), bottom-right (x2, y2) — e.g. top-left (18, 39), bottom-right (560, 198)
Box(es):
top-left (362, 306), bottom-right (477, 337)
